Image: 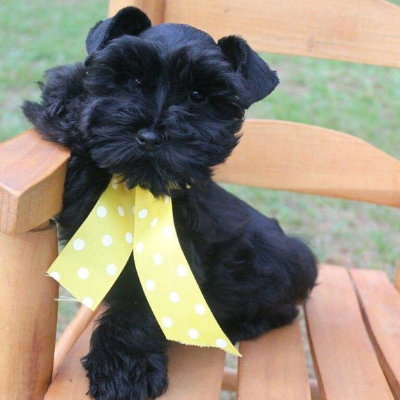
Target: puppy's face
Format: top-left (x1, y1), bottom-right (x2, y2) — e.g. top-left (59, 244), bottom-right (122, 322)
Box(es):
top-left (82, 8), bottom-right (279, 196)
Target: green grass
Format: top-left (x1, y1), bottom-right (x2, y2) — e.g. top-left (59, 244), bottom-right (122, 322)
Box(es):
top-left (0, 0), bottom-right (109, 141)
top-left (1, 0), bottom-right (399, 384)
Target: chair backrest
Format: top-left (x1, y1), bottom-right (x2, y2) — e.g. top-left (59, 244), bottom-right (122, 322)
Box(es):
top-left (108, 0), bottom-right (400, 208)
top-left (1, 0), bottom-right (398, 237)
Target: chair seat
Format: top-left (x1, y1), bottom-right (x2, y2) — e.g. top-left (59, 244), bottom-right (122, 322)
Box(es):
top-left (44, 265), bottom-right (400, 400)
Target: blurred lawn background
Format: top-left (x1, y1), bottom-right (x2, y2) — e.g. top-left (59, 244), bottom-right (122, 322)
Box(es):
top-left (1, 0), bottom-right (400, 379)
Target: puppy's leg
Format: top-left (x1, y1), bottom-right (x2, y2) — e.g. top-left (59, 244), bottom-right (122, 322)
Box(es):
top-left (220, 233), bottom-right (317, 344)
top-left (22, 63), bottom-right (87, 147)
top-left (82, 300), bottom-right (169, 400)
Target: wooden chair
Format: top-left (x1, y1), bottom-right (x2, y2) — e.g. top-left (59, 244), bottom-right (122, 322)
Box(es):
top-left (1, 0), bottom-right (399, 399)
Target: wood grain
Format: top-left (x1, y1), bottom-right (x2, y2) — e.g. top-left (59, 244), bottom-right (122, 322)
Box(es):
top-left (305, 265), bottom-right (394, 400)
top-left (219, 370), bottom-right (323, 399)
top-left (350, 269), bottom-right (400, 399)
top-left (310, 379), bottom-right (322, 400)
top-left (165, 0), bottom-right (400, 67)
top-left (53, 306), bottom-right (96, 378)
top-left (158, 345), bottom-right (226, 400)
top-left (108, 0), bottom-right (165, 24)
top-left (221, 367), bottom-right (237, 392)
top-left (215, 120), bottom-right (400, 208)
top-left (237, 319), bottom-right (311, 400)
top-left (0, 223), bottom-right (59, 400)
top-left (0, 129), bottom-right (70, 235)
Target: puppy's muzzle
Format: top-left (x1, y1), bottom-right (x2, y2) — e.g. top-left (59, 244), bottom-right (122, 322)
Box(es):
top-left (136, 129), bottom-right (164, 152)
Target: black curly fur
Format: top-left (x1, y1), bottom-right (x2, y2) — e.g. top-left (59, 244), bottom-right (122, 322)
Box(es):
top-left (23, 7), bottom-right (317, 400)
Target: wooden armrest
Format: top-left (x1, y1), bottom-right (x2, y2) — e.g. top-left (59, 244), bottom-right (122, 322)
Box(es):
top-left (0, 129), bottom-right (70, 235)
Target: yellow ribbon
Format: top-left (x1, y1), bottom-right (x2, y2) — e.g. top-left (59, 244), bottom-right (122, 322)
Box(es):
top-left (48, 176), bottom-right (240, 356)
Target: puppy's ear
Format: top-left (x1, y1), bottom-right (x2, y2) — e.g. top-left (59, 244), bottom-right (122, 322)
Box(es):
top-left (218, 35), bottom-right (279, 108)
top-left (86, 7), bottom-right (151, 55)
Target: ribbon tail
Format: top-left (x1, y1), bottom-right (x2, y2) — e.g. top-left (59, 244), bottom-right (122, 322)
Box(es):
top-left (132, 186), bottom-right (241, 356)
top-left (47, 177), bottom-right (136, 311)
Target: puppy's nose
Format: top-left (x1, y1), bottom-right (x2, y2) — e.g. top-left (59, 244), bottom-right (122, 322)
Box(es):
top-left (136, 130), bottom-right (163, 152)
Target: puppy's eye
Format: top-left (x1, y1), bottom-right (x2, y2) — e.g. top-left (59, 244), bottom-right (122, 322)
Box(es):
top-left (189, 90), bottom-right (207, 103)
top-left (129, 78), bottom-right (142, 90)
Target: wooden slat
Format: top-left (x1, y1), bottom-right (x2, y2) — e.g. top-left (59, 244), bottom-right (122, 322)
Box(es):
top-left (165, 0), bottom-right (400, 68)
top-left (0, 223), bottom-right (59, 400)
top-left (305, 265), bottom-right (394, 400)
top-left (222, 367), bottom-right (238, 392)
top-left (310, 379), bottom-right (322, 400)
top-left (221, 370), bottom-right (323, 400)
top-left (108, 0), bottom-right (165, 24)
top-left (350, 269), bottom-right (400, 399)
top-left (237, 319), bottom-right (311, 400)
top-left (0, 129), bottom-right (70, 235)
top-left (46, 311), bottom-right (225, 400)
top-left (215, 120), bottom-right (400, 208)
top-left (159, 345), bottom-right (226, 400)
top-left (53, 306), bottom-right (96, 378)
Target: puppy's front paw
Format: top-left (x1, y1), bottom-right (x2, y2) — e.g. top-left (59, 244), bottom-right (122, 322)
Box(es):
top-left (82, 349), bottom-right (168, 400)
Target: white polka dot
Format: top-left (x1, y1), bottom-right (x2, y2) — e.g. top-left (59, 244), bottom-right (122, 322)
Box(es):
top-left (73, 239), bottom-right (85, 251)
top-left (102, 235), bottom-right (113, 247)
top-left (131, 206), bottom-right (136, 214)
top-left (162, 317), bottom-right (173, 328)
top-left (164, 195), bottom-right (170, 204)
top-left (177, 265), bottom-right (188, 277)
top-left (136, 241), bottom-right (144, 253)
top-left (169, 292), bottom-right (180, 303)
top-left (188, 328), bottom-right (199, 339)
top-left (118, 206), bottom-right (125, 216)
top-left (216, 339), bottom-right (227, 349)
top-left (195, 304), bottom-right (206, 315)
top-left (138, 209), bottom-right (148, 219)
top-left (77, 267), bottom-right (89, 280)
top-left (154, 253), bottom-right (163, 265)
top-left (82, 297), bottom-right (94, 309)
top-left (125, 232), bottom-right (133, 244)
top-left (145, 279), bottom-right (156, 291)
top-left (106, 264), bottom-right (117, 276)
top-left (163, 227), bottom-right (173, 238)
top-left (151, 218), bottom-right (158, 228)
top-left (49, 271), bottom-right (60, 282)
top-left (112, 179), bottom-right (118, 189)
top-left (97, 206), bottom-right (107, 218)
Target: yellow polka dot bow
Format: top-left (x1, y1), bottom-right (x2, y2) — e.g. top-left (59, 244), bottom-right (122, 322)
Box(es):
top-left (47, 176), bottom-right (240, 356)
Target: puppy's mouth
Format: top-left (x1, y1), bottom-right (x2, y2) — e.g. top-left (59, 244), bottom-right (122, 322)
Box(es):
top-left (92, 151), bottom-right (199, 197)
top-left (133, 179), bottom-right (193, 197)
top-left (123, 166), bottom-right (196, 197)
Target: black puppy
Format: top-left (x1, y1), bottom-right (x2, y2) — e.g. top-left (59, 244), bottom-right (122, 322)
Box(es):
top-left (23, 7), bottom-right (317, 400)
